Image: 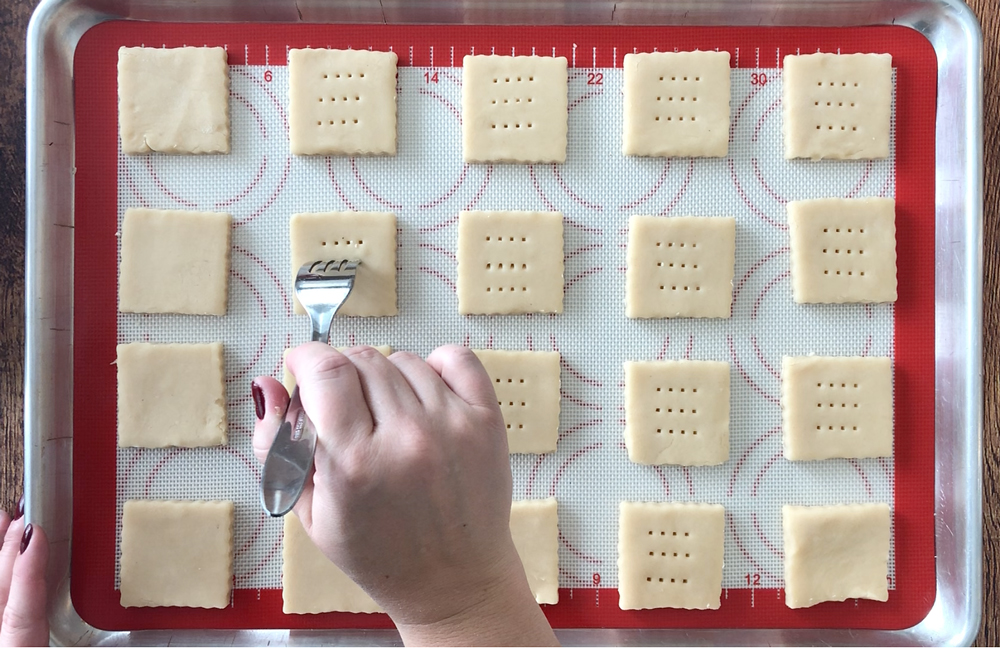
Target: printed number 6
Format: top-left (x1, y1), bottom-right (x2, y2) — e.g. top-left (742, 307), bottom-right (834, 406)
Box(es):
top-left (264, 70), bottom-right (273, 82)
top-left (751, 72), bottom-right (767, 86)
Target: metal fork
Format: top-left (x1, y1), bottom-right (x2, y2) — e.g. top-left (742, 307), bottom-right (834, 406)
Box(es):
top-left (260, 259), bottom-right (360, 517)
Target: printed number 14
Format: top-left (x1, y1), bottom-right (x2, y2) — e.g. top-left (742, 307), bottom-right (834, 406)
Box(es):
top-left (425, 71), bottom-right (439, 84)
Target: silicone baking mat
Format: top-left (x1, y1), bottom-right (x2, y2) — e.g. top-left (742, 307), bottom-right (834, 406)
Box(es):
top-left (71, 24), bottom-right (936, 631)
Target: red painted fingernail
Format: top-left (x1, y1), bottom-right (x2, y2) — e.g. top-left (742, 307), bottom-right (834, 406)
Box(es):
top-left (20, 524), bottom-right (32, 554)
top-left (251, 381), bottom-right (265, 420)
top-left (14, 494), bottom-right (24, 521)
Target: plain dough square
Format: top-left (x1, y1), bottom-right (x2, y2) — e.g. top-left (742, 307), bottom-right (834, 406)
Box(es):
top-left (783, 53), bottom-right (892, 160)
top-left (788, 197), bottom-right (897, 303)
top-left (282, 346), bottom-right (392, 392)
top-left (623, 51), bottom-right (731, 158)
top-left (782, 356), bottom-right (893, 461)
top-left (118, 47), bottom-right (230, 155)
top-left (290, 212), bottom-right (397, 317)
top-left (472, 350), bottom-right (560, 454)
top-left (119, 208), bottom-right (232, 315)
top-left (288, 48), bottom-right (398, 156)
top-left (120, 500), bottom-right (234, 608)
top-left (624, 361), bottom-right (730, 466)
top-left (783, 503), bottom-right (890, 608)
top-left (457, 211), bottom-right (564, 315)
top-left (626, 215), bottom-right (735, 318)
top-left (462, 55), bottom-right (568, 163)
top-left (618, 502), bottom-right (725, 610)
top-left (117, 342), bottom-right (227, 448)
top-left (283, 513), bottom-right (381, 614)
top-left (510, 499), bottom-right (559, 605)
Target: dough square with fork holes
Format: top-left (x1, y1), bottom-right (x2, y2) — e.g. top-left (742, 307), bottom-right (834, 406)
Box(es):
top-left (618, 501), bottom-right (725, 610)
top-left (622, 50), bottom-right (731, 158)
top-left (457, 211), bottom-right (564, 315)
top-left (624, 360), bottom-right (730, 466)
top-left (288, 48), bottom-right (398, 156)
top-left (290, 212), bottom-right (397, 317)
top-left (117, 342), bottom-right (227, 448)
top-left (282, 346), bottom-right (392, 392)
top-left (510, 499), bottom-right (560, 605)
top-left (783, 52), bottom-right (892, 160)
top-left (282, 513), bottom-right (381, 614)
top-left (626, 215), bottom-right (735, 319)
top-left (119, 208), bottom-right (231, 315)
top-left (462, 55), bottom-right (568, 163)
top-left (788, 197), bottom-right (896, 303)
top-left (782, 355), bottom-right (893, 461)
top-left (118, 46), bottom-right (230, 155)
top-left (119, 500), bottom-right (234, 608)
top-left (783, 503), bottom-right (891, 609)
top-left (472, 349), bottom-right (560, 454)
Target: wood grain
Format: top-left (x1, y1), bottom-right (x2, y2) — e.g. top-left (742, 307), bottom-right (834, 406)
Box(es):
top-left (0, 1), bottom-right (994, 642)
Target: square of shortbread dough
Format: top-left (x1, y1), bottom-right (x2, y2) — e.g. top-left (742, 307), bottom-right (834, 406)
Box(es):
top-left (783, 503), bottom-right (890, 608)
top-left (783, 53), bottom-right (892, 160)
top-left (623, 51), bottom-right (731, 158)
top-left (282, 346), bottom-right (392, 392)
top-left (782, 356), bottom-right (893, 461)
top-left (626, 215), bottom-right (735, 318)
top-left (283, 513), bottom-right (381, 614)
top-left (624, 361), bottom-right (730, 466)
top-left (290, 212), bottom-right (397, 317)
top-left (473, 350), bottom-right (560, 454)
top-left (462, 55), bottom-right (568, 163)
top-left (510, 499), bottom-right (559, 605)
top-left (120, 500), bottom-right (234, 608)
top-left (788, 197), bottom-right (896, 303)
top-left (289, 48), bottom-right (398, 156)
top-left (458, 211), bottom-right (564, 315)
top-left (618, 501), bottom-right (725, 610)
top-left (118, 47), bottom-right (230, 154)
top-left (117, 342), bottom-right (226, 448)
top-left (119, 208), bottom-right (231, 315)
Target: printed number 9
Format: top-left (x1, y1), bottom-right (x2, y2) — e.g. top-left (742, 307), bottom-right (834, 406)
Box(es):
top-left (264, 70), bottom-right (273, 82)
top-left (751, 72), bottom-right (767, 86)
top-left (593, 573), bottom-right (601, 586)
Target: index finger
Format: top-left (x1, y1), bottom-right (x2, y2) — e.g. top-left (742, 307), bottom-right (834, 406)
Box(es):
top-left (287, 342), bottom-right (374, 449)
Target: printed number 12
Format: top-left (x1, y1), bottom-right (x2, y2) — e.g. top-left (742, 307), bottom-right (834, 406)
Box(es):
top-left (745, 573), bottom-right (761, 586)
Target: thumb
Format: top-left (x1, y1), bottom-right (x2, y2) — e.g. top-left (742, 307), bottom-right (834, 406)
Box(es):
top-left (0, 523), bottom-right (49, 648)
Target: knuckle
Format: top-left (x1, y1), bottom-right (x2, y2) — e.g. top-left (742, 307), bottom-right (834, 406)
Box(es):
top-left (308, 351), bottom-right (355, 379)
top-left (2, 601), bottom-right (38, 637)
top-left (344, 345), bottom-right (384, 362)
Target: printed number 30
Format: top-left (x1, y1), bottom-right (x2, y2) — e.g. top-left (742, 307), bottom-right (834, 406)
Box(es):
top-left (751, 72), bottom-right (767, 86)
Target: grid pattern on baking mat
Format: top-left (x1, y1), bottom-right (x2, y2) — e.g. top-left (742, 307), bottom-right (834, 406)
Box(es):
top-left (72, 24), bottom-right (936, 631)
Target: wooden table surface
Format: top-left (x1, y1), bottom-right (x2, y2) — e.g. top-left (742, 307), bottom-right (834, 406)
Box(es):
top-left (0, 0), bottom-right (995, 642)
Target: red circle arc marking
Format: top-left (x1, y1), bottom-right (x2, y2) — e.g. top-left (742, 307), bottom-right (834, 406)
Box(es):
top-left (231, 269), bottom-right (267, 317)
top-left (726, 512), bottom-right (780, 585)
top-left (751, 336), bottom-right (780, 380)
top-left (727, 334), bottom-right (779, 404)
top-left (848, 459), bottom-right (874, 497)
top-left (418, 242), bottom-right (457, 262)
top-left (463, 164), bottom-right (493, 211)
top-left (419, 164), bottom-right (469, 210)
top-left (727, 426), bottom-right (781, 497)
top-left (730, 85), bottom-right (763, 140)
top-left (326, 157), bottom-right (359, 211)
top-left (844, 160), bottom-right (875, 198)
top-left (681, 466), bottom-right (695, 497)
top-left (418, 87), bottom-right (462, 123)
top-left (861, 334), bottom-right (874, 356)
top-left (143, 448), bottom-right (183, 497)
top-left (684, 334), bottom-right (694, 360)
top-left (751, 511), bottom-right (784, 560)
top-left (566, 267), bottom-right (604, 291)
top-left (657, 159), bottom-right (695, 216)
top-left (733, 247), bottom-right (789, 303)
top-left (655, 336), bottom-right (671, 361)
top-left (235, 155), bottom-right (291, 228)
top-left (558, 567), bottom-right (594, 587)
top-left (550, 442), bottom-right (603, 566)
top-left (143, 157), bottom-right (198, 208)
top-left (235, 67), bottom-right (288, 132)
top-left (568, 84), bottom-right (604, 112)
top-left (550, 336), bottom-right (603, 387)
top-left (558, 418), bottom-right (602, 442)
top-left (750, 98), bottom-right (781, 144)
top-left (234, 246), bottom-right (292, 316)
top-left (654, 465), bottom-right (670, 498)
top-left (560, 390), bottom-right (602, 411)
top-left (751, 158), bottom-right (788, 205)
top-left (527, 165), bottom-right (558, 212)
top-left (551, 165), bottom-right (604, 211)
top-left (419, 213), bottom-right (460, 234)
top-left (751, 270), bottom-right (790, 320)
top-left (526, 454), bottom-right (547, 498)
top-left (120, 165), bottom-right (152, 208)
top-left (728, 158), bottom-right (787, 231)
top-left (565, 242), bottom-right (603, 261)
top-left (418, 266), bottom-right (457, 292)
top-left (215, 156), bottom-right (268, 209)
top-left (751, 450), bottom-right (783, 497)
top-left (230, 91), bottom-right (267, 139)
top-left (350, 159), bottom-right (403, 211)
top-left (226, 335), bottom-right (267, 384)
top-left (119, 447), bottom-right (146, 481)
top-left (237, 535), bottom-right (283, 584)
top-left (619, 160), bottom-right (672, 212)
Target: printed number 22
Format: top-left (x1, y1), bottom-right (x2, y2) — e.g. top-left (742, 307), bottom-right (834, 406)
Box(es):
top-left (751, 72), bottom-right (768, 86)
top-left (587, 72), bottom-right (603, 85)
top-left (424, 71), bottom-right (439, 84)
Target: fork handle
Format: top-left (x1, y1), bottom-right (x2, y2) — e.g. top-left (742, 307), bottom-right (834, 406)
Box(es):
top-left (311, 310), bottom-right (335, 345)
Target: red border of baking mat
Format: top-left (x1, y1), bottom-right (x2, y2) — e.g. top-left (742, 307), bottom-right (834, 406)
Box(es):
top-left (71, 23), bottom-right (937, 632)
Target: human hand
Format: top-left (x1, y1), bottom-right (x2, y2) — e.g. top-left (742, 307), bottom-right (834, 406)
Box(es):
top-left (0, 498), bottom-right (49, 647)
top-left (252, 344), bottom-right (557, 646)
